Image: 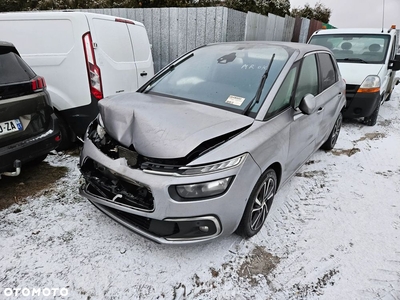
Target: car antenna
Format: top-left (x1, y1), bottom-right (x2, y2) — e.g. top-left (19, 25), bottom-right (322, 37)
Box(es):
top-left (243, 53), bottom-right (276, 115)
top-left (381, 0), bottom-right (385, 33)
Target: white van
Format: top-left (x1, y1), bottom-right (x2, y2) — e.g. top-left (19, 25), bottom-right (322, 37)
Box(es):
top-left (0, 11), bottom-right (154, 147)
top-left (309, 27), bottom-right (400, 126)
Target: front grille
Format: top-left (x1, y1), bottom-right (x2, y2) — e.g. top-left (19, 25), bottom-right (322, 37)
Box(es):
top-left (346, 84), bottom-right (360, 101)
top-left (346, 84), bottom-right (360, 93)
top-left (81, 158), bottom-right (154, 212)
top-left (105, 205), bottom-right (152, 231)
top-left (97, 203), bottom-right (217, 240)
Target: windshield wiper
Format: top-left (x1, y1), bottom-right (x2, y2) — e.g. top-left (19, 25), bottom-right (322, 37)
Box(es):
top-left (138, 52), bottom-right (195, 93)
top-left (243, 53), bottom-right (276, 115)
top-left (339, 58), bottom-right (368, 63)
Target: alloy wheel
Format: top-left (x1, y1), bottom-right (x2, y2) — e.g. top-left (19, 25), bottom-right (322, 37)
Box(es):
top-left (250, 176), bottom-right (275, 231)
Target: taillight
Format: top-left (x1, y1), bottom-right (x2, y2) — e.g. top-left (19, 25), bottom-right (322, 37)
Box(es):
top-left (82, 32), bottom-right (103, 100)
top-left (31, 76), bottom-right (46, 92)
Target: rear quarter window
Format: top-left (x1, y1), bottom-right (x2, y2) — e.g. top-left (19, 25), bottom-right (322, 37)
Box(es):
top-left (0, 52), bottom-right (36, 84)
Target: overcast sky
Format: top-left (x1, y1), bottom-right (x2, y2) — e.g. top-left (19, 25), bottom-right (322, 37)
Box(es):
top-left (289, 0), bottom-right (400, 28)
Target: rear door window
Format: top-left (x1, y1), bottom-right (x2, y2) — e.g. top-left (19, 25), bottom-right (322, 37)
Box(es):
top-left (318, 53), bottom-right (337, 91)
top-left (0, 51), bottom-right (35, 84)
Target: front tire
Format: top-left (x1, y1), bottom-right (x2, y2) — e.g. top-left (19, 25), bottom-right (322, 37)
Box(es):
top-left (236, 168), bottom-right (277, 238)
top-left (321, 113), bottom-right (342, 150)
top-left (363, 103), bottom-right (380, 126)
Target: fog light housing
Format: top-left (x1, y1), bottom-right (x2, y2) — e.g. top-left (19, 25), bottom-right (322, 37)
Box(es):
top-left (175, 177), bottom-right (232, 199)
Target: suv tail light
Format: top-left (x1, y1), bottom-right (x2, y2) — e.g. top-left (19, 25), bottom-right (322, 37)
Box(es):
top-left (82, 32), bottom-right (103, 100)
top-left (31, 76), bottom-right (46, 92)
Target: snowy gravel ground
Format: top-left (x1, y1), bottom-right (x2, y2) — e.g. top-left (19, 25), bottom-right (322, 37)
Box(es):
top-left (1, 86), bottom-right (400, 299)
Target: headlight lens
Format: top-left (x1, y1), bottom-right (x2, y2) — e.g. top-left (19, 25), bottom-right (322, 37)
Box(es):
top-left (179, 153), bottom-right (247, 176)
top-left (175, 177), bottom-right (232, 199)
top-left (358, 75), bottom-right (380, 93)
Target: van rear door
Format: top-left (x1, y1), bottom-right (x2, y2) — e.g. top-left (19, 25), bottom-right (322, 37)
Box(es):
top-left (87, 15), bottom-right (138, 97)
top-left (127, 23), bottom-right (154, 87)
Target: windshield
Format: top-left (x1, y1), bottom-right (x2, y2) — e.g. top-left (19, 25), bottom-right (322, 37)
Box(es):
top-left (144, 44), bottom-right (291, 115)
top-left (309, 34), bottom-right (391, 64)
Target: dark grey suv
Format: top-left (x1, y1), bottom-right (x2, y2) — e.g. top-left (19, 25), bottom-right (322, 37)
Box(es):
top-left (0, 41), bottom-right (61, 178)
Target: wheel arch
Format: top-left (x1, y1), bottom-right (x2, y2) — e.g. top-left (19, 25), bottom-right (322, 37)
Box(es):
top-left (267, 162), bottom-right (282, 190)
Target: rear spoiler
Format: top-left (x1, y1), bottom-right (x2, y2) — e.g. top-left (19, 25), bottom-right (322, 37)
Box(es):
top-left (0, 41), bottom-right (19, 56)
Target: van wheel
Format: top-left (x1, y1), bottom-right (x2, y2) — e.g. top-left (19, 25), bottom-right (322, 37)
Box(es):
top-left (56, 114), bottom-right (73, 151)
top-left (236, 168), bottom-right (277, 238)
top-left (321, 113), bottom-right (342, 150)
top-left (385, 92), bottom-right (392, 101)
top-left (363, 103), bottom-right (380, 126)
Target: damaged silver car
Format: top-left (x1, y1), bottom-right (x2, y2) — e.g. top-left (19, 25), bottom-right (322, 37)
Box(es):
top-left (79, 42), bottom-right (346, 244)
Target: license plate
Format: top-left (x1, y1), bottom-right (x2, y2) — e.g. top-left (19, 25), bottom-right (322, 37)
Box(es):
top-left (0, 119), bottom-right (23, 136)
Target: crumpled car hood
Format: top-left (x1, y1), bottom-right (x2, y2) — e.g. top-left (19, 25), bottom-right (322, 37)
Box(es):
top-left (98, 92), bottom-right (254, 159)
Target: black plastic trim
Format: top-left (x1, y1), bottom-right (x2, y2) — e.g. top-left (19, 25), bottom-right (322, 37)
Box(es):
top-left (58, 94), bottom-right (99, 139)
top-left (342, 91), bottom-right (381, 118)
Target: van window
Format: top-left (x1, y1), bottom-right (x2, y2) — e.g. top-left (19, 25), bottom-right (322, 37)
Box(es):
top-left (127, 25), bottom-right (151, 62)
top-left (318, 53), bottom-right (337, 91)
top-left (93, 19), bottom-right (134, 62)
top-left (294, 54), bottom-right (318, 108)
top-left (0, 20), bottom-right (74, 54)
top-left (309, 34), bottom-right (391, 64)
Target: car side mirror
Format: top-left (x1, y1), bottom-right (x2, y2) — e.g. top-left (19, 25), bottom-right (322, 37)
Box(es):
top-left (389, 60), bottom-right (400, 71)
top-left (390, 54), bottom-right (400, 71)
top-left (299, 94), bottom-right (317, 115)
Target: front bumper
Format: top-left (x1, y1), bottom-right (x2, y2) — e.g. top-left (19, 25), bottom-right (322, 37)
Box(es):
top-left (79, 138), bottom-right (261, 244)
top-left (342, 90), bottom-right (381, 118)
top-left (0, 114), bottom-right (61, 173)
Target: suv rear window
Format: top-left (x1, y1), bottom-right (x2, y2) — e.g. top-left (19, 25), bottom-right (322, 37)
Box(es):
top-left (0, 51), bottom-right (36, 84)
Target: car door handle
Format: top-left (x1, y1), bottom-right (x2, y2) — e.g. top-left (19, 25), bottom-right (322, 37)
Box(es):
top-left (317, 107), bottom-right (324, 113)
top-left (140, 72), bottom-right (148, 77)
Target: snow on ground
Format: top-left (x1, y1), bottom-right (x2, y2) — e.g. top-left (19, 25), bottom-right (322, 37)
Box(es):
top-left (1, 86), bottom-right (400, 299)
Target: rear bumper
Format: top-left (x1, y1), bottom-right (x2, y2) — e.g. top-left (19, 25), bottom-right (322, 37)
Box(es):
top-left (60, 95), bottom-right (99, 138)
top-left (0, 114), bottom-right (61, 173)
top-left (342, 91), bottom-right (381, 118)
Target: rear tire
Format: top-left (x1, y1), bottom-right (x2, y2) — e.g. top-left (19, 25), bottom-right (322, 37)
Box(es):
top-left (321, 113), bottom-right (342, 150)
top-left (363, 103), bottom-right (380, 126)
top-left (55, 114), bottom-right (73, 151)
top-left (236, 168), bottom-right (277, 238)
